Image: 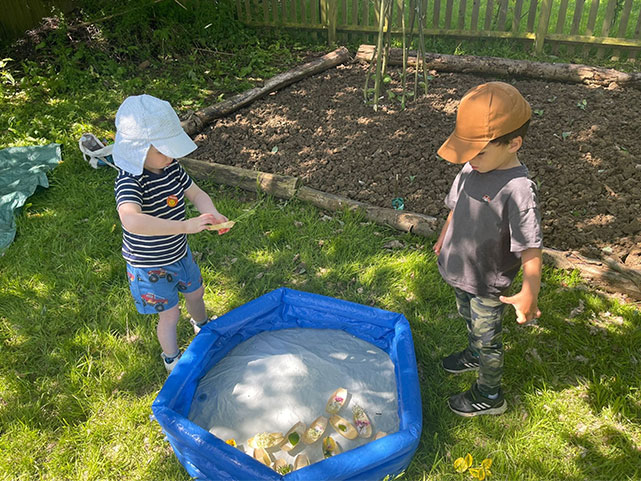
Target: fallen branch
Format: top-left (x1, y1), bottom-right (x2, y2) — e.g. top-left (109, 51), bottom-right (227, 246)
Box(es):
top-left (181, 157), bottom-right (437, 237)
top-left (356, 45), bottom-right (641, 89)
top-left (181, 158), bottom-right (299, 199)
top-left (543, 248), bottom-right (641, 300)
top-left (297, 186), bottom-right (438, 236)
top-left (181, 47), bottom-right (351, 135)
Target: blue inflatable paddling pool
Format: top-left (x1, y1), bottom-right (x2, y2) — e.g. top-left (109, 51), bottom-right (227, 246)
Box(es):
top-left (152, 287), bottom-right (422, 480)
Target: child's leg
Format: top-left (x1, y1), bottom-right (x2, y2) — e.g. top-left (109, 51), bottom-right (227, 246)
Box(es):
top-left (183, 284), bottom-right (207, 324)
top-left (157, 305), bottom-right (181, 357)
top-left (453, 288), bottom-right (474, 345)
top-left (467, 295), bottom-right (506, 395)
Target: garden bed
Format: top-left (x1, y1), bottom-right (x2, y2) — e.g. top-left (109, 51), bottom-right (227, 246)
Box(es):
top-left (192, 62), bottom-right (641, 268)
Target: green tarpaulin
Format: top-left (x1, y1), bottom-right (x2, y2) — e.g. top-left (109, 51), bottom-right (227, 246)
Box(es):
top-left (0, 143), bottom-right (61, 251)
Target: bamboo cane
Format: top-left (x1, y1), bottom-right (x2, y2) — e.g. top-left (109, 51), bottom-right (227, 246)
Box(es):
top-left (373, 0), bottom-right (387, 111)
top-left (401, 0), bottom-right (407, 109)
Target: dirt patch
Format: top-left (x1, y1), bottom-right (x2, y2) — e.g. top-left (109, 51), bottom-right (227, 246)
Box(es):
top-left (192, 62), bottom-right (641, 267)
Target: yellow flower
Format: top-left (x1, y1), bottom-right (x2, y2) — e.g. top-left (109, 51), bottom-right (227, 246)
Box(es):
top-left (454, 453), bottom-right (473, 473)
top-left (469, 467), bottom-right (485, 480)
top-left (225, 439), bottom-right (236, 447)
top-left (454, 458), bottom-right (468, 473)
top-left (481, 458), bottom-right (492, 477)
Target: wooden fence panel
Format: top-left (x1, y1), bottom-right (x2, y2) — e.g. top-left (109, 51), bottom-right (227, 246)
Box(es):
top-left (582, 0), bottom-right (600, 55)
top-left (484, 0), bottom-right (494, 30)
top-left (512, 0), bottom-right (524, 32)
top-left (238, 0), bottom-right (641, 58)
top-left (497, 0), bottom-right (508, 31)
top-left (527, 0), bottom-right (538, 32)
top-left (396, 0), bottom-right (404, 30)
top-left (613, 0), bottom-right (634, 58)
top-left (458, 0), bottom-right (467, 29)
top-left (361, 0), bottom-right (370, 35)
top-left (444, 0), bottom-right (453, 29)
top-left (471, 0), bottom-right (480, 30)
top-left (552, 0), bottom-right (569, 53)
top-left (565, 0), bottom-right (585, 55)
top-left (433, 0), bottom-right (441, 28)
top-left (350, 0), bottom-right (359, 25)
top-left (597, 0), bottom-right (618, 57)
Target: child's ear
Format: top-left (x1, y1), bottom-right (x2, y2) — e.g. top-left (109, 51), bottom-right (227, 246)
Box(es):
top-left (508, 136), bottom-right (523, 153)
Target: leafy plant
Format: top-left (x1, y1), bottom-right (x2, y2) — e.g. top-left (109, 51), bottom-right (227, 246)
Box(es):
top-left (0, 58), bottom-right (15, 86)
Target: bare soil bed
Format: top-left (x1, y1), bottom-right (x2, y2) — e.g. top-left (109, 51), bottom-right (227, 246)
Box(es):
top-left (192, 62), bottom-right (641, 267)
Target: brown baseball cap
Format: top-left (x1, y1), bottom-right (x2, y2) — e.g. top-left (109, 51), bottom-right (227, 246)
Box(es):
top-left (437, 82), bottom-right (531, 164)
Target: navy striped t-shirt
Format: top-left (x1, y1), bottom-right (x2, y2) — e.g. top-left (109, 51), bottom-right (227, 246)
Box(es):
top-left (115, 161), bottom-right (193, 267)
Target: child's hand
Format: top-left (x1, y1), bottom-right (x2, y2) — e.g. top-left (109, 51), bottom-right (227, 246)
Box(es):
top-left (499, 291), bottom-right (541, 324)
top-left (433, 239), bottom-right (444, 256)
top-left (184, 213), bottom-right (220, 234)
top-left (208, 212), bottom-right (231, 235)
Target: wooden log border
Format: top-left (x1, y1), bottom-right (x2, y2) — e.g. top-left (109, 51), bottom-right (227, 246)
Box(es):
top-left (181, 157), bottom-right (439, 237)
top-left (356, 44), bottom-right (641, 89)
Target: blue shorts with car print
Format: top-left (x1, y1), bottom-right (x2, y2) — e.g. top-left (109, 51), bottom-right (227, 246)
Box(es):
top-left (126, 246), bottom-right (203, 314)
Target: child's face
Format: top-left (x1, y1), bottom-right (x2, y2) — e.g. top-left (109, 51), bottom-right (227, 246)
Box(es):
top-left (467, 137), bottom-right (522, 173)
top-left (144, 145), bottom-right (173, 173)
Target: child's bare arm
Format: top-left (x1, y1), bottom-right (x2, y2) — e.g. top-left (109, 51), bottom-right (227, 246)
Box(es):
top-left (184, 183), bottom-right (230, 233)
top-left (118, 202), bottom-right (216, 235)
top-left (499, 247), bottom-right (542, 324)
top-left (433, 210), bottom-right (453, 256)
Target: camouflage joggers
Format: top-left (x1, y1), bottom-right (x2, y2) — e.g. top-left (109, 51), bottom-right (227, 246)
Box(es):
top-left (453, 287), bottom-right (506, 395)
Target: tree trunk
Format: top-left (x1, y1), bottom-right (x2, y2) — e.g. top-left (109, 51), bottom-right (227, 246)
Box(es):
top-left (181, 46), bottom-right (351, 136)
top-left (356, 44), bottom-right (641, 89)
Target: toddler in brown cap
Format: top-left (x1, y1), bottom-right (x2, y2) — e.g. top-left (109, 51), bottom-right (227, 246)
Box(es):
top-left (433, 82), bottom-right (543, 417)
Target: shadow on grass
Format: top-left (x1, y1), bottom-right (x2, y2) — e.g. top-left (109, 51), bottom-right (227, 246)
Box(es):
top-left (2, 167), bottom-right (640, 480)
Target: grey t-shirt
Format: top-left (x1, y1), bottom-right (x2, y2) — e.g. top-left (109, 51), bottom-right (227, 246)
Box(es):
top-left (438, 163), bottom-right (543, 297)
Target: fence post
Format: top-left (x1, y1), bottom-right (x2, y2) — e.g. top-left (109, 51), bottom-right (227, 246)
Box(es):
top-left (327, 0), bottom-right (338, 44)
top-left (534, 0), bottom-right (553, 54)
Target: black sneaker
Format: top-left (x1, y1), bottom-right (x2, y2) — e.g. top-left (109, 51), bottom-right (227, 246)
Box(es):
top-left (442, 349), bottom-right (480, 374)
top-left (448, 383), bottom-right (507, 417)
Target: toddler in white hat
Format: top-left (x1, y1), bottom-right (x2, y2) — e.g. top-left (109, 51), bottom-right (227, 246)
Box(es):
top-left (113, 94), bottom-right (230, 372)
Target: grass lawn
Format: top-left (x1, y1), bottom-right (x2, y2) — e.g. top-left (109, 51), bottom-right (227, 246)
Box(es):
top-left (1, 4), bottom-right (640, 479)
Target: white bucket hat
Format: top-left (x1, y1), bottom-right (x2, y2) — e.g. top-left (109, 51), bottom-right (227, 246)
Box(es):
top-left (113, 94), bottom-right (197, 175)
